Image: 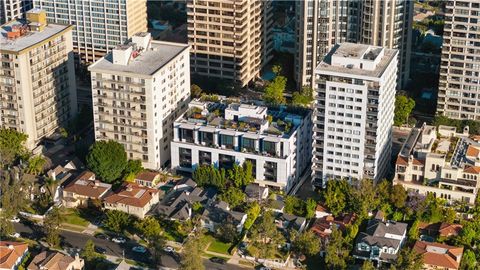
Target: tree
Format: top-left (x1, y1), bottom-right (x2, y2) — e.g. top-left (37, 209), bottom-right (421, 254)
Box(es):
top-left (0, 214), bottom-right (14, 237)
top-left (180, 234), bottom-right (205, 270)
top-left (123, 159), bottom-right (143, 181)
top-left (292, 86), bottom-right (314, 107)
top-left (292, 230), bottom-right (321, 256)
top-left (324, 227), bottom-right (349, 270)
top-left (394, 248), bottom-right (424, 270)
top-left (193, 165), bottom-right (227, 190)
top-left (216, 219), bottom-right (238, 243)
top-left (352, 179), bottom-right (378, 218)
top-left (323, 180), bottom-right (349, 216)
top-left (249, 211), bottom-right (284, 259)
top-left (44, 206), bottom-right (64, 247)
top-left (81, 240), bottom-right (106, 270)
top-left (0, 128), bottom-right (28, 166)
top-left (390, 185), bottom-right (407, 209)
top-left (244, 202), bottom-right (260, 230)
top-left (394, 95), bottom-right (415, 126)
top-left (243, 161), bottom-right (254, 186)
top-left (103, 210), bottom-right (131, 233)
top-left (228, 164), bottom-right (245, 188)
top-left (460, 249), bottom-right (476, 270)
top-left (135, 216), bottom-right (163, 242)
top-left (284, 196), bottom-right (305, 216)
top-left (86, 140), bottom-right (127, 183)
top-left (149, 234), bottom-right (166, 266)
top-left (191, 84), bottom-right (203, 98)
top-left (263, 76), bottom-right (287, 105)
top-left (361, 261), bottom-right (376, 270)
top-left (444, 207), bottom-right (457, 224)
top-left (272, 65), bottom-right (282, 76)
top-left (408, 219), bottom-right (420, 241)
top-left (26, 155), bottom-right (46, 175)
top-left (219, 187), bottom-right (245, 209)
top-left (305, 198), bottom-right (317, 219)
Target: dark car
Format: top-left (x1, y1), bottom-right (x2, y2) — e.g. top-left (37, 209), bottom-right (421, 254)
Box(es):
top-left (95, 233), bottom-right (109, 240)
top-left (94, 246), bottom-right (107, 254)
top-left (209, 257), bottom-right (226, 264)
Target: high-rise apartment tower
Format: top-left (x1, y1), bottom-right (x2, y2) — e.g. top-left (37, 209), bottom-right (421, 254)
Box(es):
top-left (436, 1), bottom-right (480, 120)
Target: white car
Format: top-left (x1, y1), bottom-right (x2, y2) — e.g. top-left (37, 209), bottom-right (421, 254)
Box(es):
top-left (112, 237), bottom-right (126, 243)
top-left (10, 217), bottom-right (20, 223)
top-left (132, 246), bottom-right (147, 253)
top-left (9, 232), bottom-right (20, 238)
top-left (163, 246), bottom-right (174, 253)
top-left (260, 267), bottom-right (271, 270)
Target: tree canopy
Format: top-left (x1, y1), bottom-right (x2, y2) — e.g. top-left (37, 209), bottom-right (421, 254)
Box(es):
top-left (191, 84), bottom-right (203, 98)
top-left (249, 211), bottom-right (284, 259)
top-left (292, 230), bottom-right (321, 256)
top-left (219, 187), bottom-right (245, 209)
top-left (86, 140), bottom-right (127, 183)
top-left (263, 76), bottom-right (287, 105)
top-left (0, 128), bottom-right (28, 166)
top-left (103, 210), bottom-right (132, 233)
top-left (292, 86), bottom-right (314, 107)
top-left (180, 233), bottom-right (205, 270)
top-left (394, 95), bottom-right (415, 127)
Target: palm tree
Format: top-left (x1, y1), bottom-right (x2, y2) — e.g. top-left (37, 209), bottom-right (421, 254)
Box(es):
top-left (26, 155), bottom-right (46, 175)
top-left (44, 177), bottom-right (58, 201)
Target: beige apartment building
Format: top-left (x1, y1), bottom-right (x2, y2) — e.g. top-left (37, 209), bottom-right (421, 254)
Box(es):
top-left (33, 0), bottom-right (147, 63)
top-left (0, 9), bottom-right (77, 149)
top-left (89, 32), bottom-right (190, 170)
top-left (436, 1), bottom-right (480, 120)
top-left (394, 123), bottom-right (480, 205)
top-left (295, 0), bottom-right (412, 89)
top-left (187, 0), bottom-right (273, 87)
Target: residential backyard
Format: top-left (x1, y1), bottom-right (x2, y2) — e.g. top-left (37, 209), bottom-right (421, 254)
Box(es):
top-left (204, 234), bottom-right (232, 255)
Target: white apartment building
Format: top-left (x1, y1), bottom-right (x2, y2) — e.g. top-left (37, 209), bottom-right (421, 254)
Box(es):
top-left (0, 9), bottom-right (77, 149)
top-left (312, 43), bottom-right (398, 186)
top-left (171, 98), bottom-right (312, 192)
top-left (394, 123), bottom-right (480, 205)
top-left (436, 1), bottom-right (480, 120)
top-left (89, 33), bottom-right (190, 170)
top-left (295, 0), bottom-right (412, 89)
top-left (187, 0), bottom-right (273, 87)
top-left (0, 0), bottom-right (32, 24)
top-left (33, 0), bottom-right (147, 63)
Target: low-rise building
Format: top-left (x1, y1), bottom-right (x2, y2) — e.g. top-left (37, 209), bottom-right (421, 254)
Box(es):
top-left (394, 123), bottom-right (480, 204)
top-left (200, 201), bottom-right (247, 233)
top-left (353, 211), bottom-right (407, 264)
top-left (103, 183), bottom-right (159, 219)
top-left (244, 183), bottom-right (269, 202)
top-left (0, 241), bottom-right (28, 270)
top-left (310, 213), bottom-right (356, 240)
top-left (413, 241), bottom-right (463, 270)
top-left (62, 171), bottom-right (112, 208)
top-left (134, 171), bottom-right (161, 188)
top-left (275, 213), bottom-right (306, 232)
top-left (27, 251), bottom-right (84, 270)
top-left (171, 98), bottom-right (312, 192)
top-left (419, 222), bottom-right (463, 238)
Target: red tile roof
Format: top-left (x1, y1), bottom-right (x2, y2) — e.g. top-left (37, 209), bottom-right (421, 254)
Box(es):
top-left (396, 156), bottom-right (408, 165)
top-left (413, 241), bottom-right (463, 270)
top-left (135, 171), bottom-right (160, 183)
top-left (466, 145), bottom-right (480, 157)
top-left (63, 171), bottom-right (112, 199)
top-left (438, 223), bottom-right (463, 237)
top-left (463, 165), bottom-right (480, 174)
top-left (103, 183), bottom-right (158, 208)
top-left (0, 241), bottom-right (28, 269)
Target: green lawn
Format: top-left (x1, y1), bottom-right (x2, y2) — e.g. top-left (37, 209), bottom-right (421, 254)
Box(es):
top-left (62, 209), bottom-right (89, 227)
top-left (205, 235), bottom-right (231, 255)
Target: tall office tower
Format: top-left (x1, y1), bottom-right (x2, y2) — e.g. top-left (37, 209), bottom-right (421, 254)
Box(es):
top-left (312, 43), bottom-right (397, 186)
top-left (295, 0), bottom-right (412, 89)
top-left (0, 0), bottom-right (32, 24)
top-left (0, 9), bottom-right (77, 149)
top-left (33, 0), bottom-right (147, 63)
top-left (89, 33), bottom-right (190, 170)
top-left (187, 0), bottom-right (273, 87)
top-left (436, 1), bottom-right (480, 120)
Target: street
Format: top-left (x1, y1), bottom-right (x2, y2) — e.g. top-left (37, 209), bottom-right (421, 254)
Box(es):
top-left (13, 222), bottom-right (250, 270)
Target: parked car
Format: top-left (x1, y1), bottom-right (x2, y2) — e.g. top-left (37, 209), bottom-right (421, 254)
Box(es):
top-left (95, 233), bottom-right (110, 240)
top-left (10, 217), bottom-right (20, 223)
top-left (112, 237), bottom-right (126, 243)
top-left (163, 246), bottom-right (174, 253)
top-left (94, 246), bottom-right (107, 254)
top-left (9, 232), bottom-right (20, 238)
top-left (132, 246), bottom-right (147, 253)
top-left (209, 257), bottom-right (226, 264)
top-left (259, 266), bottom-right (271, 270)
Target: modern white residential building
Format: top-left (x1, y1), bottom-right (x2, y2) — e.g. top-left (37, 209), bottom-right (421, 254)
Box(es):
top-left (312, 43), bottom-right (398, 186)
top-left (33, 0), bottom-right (147, 63)
top-left (0, 0), bottom-right (32, 24)
top-left (187, 0), bottom-right (273, 87)
top-left (89, 32), bottom-right (190, 170)
top-left (295, 0), bottom-right (412, 89)
top-left (436, 1), bottom-right (480, 120)
top-left (171, 98), bottom-right (312, 192)
top-left (394, 123), bottom-right (480, 205)
top-left (0, 9), bottom-right (77, 149)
